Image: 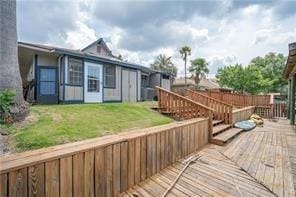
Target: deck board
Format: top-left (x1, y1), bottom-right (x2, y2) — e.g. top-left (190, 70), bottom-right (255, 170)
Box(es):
top-left (219, 119), bottom-right (296, 197)
top-left (120, 145), bottom-right (274, 197)
top-left (120, 119), bottom-right (296, 197)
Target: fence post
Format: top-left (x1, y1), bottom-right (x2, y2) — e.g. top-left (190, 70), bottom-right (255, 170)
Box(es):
top-left (208, 111), bottom-right (213, 142)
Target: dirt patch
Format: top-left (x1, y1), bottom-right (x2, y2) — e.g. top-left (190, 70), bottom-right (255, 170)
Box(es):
top-left (13, 112), bottom-right (38, 130)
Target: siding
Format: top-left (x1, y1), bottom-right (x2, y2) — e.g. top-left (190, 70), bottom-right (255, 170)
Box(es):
top-left (137, 70), bottom-right (141, 101)
top-left (161, 78), bottom-right (170, 90)
top-left (37, 54), bottom-right (57, 66)
top-left (103, 66), bottom-right (121, 101)
top-left (150, 73), bottom-right (161, 88)
top-left (65, 86), bottom-right (83, 100)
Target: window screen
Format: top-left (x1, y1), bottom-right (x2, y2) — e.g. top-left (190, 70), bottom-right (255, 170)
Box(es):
top-left (104, 65), bottom-right (116, 88)
top-left (68, 58), bottom-right (83, 85)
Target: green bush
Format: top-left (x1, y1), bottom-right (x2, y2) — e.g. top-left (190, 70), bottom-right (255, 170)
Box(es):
top-left (0, 90), bottom-right (16, 123)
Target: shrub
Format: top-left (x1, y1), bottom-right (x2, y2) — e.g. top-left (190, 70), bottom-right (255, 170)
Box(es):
top-left (0, 90), bottom-right (16, 124)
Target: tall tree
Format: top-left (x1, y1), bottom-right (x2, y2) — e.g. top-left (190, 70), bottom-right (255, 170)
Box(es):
top-left (250, 52), bottom-right (287, 93)
top-left (179, 46), bottom-right (191, 85)
top-left (189, 58), bottom-right (210, 85)
top-left (0, 0), bottom-right (28, 121)
top-left (150, 54), bottom-right (177, 79)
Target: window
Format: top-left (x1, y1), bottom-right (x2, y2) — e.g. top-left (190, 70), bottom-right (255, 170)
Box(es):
top-left (68, 58), bottom-right (83, 85)
top-left (104, 65), bottom-right (116, 88)
top-left (88, 66), bottom-right (100, 92)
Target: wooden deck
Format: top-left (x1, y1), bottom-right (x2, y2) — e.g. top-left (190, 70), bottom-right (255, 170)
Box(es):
top-left (121, 119), bottom-right (296, 197)
top-left (219, 119), bottom-right (296, 196)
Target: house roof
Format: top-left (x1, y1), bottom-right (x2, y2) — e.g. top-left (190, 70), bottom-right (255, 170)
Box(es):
top-left (198, 78), bottom-right (221, 89)
top-left (18, 41), bottom-right (164, 74)
top-left (173, 78), bottom-right (196, 86)
top-left (81, 38), bottom-right (112, 56)
top-left (284, 42), bottom-right (296, 79)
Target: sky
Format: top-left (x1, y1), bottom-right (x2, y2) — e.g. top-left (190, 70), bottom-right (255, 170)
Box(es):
top-left (17, 0), bottom-right (296, 78)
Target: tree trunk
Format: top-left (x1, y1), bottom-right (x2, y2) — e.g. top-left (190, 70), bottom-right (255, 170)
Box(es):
top-left (0, 0), bottom-right (28, 121)
top-left (184, 55), bottom-right (187, 86)
top-left (195, 73), bottom-right (200, 86)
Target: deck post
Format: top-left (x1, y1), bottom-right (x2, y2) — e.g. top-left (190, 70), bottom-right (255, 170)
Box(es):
top-left (290, 75), bottom-right (295, 125)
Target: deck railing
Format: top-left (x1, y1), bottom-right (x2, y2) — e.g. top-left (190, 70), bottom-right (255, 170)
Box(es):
top-left (156, 86), bottom-right (214, 138)
top-left (0, 118), bottom-right (210, 197)
top-left (255, 103), bottom-right (287, 118)
top-left (186, 89), bottom-right (233, 124)
top-left (196, 91), bottom-right (271, 108)
top-left (232, 106), bottom-right (256, 124)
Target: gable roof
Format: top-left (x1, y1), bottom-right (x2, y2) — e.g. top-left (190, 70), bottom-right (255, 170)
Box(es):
top-left (81, 38), bottom-right (112, 56)
top-left (18, 41), bottom-right (164, 74)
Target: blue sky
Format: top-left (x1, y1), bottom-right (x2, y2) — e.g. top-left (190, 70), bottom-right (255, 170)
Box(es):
top-left (17, 0), bottom-right (296, 77)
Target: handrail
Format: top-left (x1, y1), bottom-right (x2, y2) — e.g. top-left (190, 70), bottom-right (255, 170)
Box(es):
top-left (186, 89), bottom-right (233, 107)
top-left (156, 86), bottom-right (215, 111)
top-left (186, 89), bottom-right (233, 124)
top-left (156, 86), bottom-right (214, 140)
top-left (195, 90), bottom-right (271, 107)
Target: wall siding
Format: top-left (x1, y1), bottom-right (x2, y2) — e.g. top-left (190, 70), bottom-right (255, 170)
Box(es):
top-left (37, 54), bottom-right (58, 66)
top-left (161, 78), bottom-right (170, 90)
top-left (103, 66), bottom-right (121, 101)
top-left (65, 86), bottom-right (83, 101)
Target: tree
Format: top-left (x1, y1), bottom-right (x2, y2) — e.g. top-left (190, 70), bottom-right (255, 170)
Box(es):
top-left (150, 54), bottom-right (177, 79)
top-left (179, 46), bottom-right (191, 85)
top-left (0, 0), bottom-right (28, 121)
top-left (216, 52), bottom-right (286, 95)
top-left (216, 64), bottom-right (246, 93)
top-left (189, 58), bottom-right (209, 85)
top-left (250, 52), bottom-right (287, 93)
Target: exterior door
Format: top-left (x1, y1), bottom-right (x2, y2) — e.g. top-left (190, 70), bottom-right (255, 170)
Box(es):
top-left (37, 67), bottom-right (58, 104)
top-left (84, 62), bottom-right (103, 103)
top-left (122, 69), bottom-right (137, 102)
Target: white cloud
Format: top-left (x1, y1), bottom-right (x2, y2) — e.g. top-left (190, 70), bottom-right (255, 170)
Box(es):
top-left (17, 1), bottom-right (296, 78)
top-left (65, 21), bottom-right (97, 49)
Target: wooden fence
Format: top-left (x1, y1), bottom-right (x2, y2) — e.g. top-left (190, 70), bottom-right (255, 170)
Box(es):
top-left (186, 89), bottom-right (233, 124)
top-left (232, 106), bottom-right (256, 124)
top-left (0, 118), bottom-right (210, 197)
top-left (197, 91), bottom-right (271, 107)
top-left (255, 103), bottom-right (287, 118)
top-left (156, 87), bottom-right (214, 139)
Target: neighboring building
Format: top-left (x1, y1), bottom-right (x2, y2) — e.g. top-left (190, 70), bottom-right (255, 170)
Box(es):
top-left (171, 78), bottom-right (196, 95)
top-left (19, 38), bottom-right (171, 104)
top-left (198, 78), bottom-right (232, 92)
top-left (284, 42), bottom-right (296, 125)
top-left (172, 77), bottom-right (231, 95)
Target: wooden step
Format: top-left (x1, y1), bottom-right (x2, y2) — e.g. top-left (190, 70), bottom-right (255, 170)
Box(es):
top-left (212, 119), bottom-right (224, 126)
top-left (211, 128), bottom-right (243, 146)
top-left (212, 124), bottom-right (232, 136)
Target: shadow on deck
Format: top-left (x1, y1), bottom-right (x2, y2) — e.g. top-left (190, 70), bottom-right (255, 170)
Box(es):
top-left (121, 119), bottom-right (296, 197)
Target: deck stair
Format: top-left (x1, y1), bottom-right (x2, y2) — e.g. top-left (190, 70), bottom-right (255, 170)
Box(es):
top-left (211, 120), bottom-right (243, 145)
top-left (211, 128), bottom-right (242, 146)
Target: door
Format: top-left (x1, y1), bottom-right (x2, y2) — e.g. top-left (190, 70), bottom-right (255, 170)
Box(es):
top-left (37, 67), bottom-right (58, 104)
top-left (84, 62), bottom-right (103, 103)
top-left (122, 69), bottom-right (137, 102)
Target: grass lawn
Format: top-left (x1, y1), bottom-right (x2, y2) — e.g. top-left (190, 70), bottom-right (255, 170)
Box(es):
top-left (1, 102), bottom-right (172, 152)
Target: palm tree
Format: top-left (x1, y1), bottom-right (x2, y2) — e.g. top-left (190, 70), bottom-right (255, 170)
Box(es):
top-left (179, 46), bottom-right (191, 86)
top-left (189, 58), bottom-right (210, 85)
top-left (150, 54), bottom-right (177, 78)
top-left (0, 0), bottom-right (28, 121)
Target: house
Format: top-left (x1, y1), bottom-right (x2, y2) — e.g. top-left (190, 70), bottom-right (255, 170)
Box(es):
top-left (171, 77), bottom-right (231, 95)
top-left (284, 42), bottom-right (296, 125)
top-left (198, 78), bottom-right (232, 93)
top-left (18, 38), bottom-right (171, 104)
